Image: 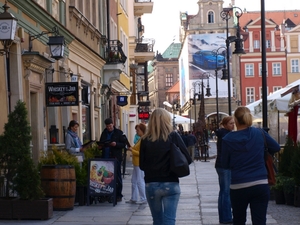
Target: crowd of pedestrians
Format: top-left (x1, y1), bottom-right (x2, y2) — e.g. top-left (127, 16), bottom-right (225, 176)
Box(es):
top-left (64, 106), bottom-right (282, 225)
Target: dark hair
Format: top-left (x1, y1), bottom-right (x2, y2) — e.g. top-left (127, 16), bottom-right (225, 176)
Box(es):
top-left (104, 118), bottom-right (113, 125)
top-left (68, 120), bottom-right (79, 130)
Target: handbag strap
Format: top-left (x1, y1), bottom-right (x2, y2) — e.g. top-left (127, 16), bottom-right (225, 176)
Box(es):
top-left (259, 129), bottom-right (268, 152)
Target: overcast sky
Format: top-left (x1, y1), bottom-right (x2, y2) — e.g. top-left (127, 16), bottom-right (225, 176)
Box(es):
top-left (142, 0), bottom-right (300, 53)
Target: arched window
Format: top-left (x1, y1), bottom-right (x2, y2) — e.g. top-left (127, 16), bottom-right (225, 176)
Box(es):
top-left (208, 11), bottom-right (214, 23)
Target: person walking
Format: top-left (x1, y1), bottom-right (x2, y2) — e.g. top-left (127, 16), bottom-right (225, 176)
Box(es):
top-left (215, 116), bottom-right (235, 224)
top-left (187, 131), bottom-right (197, 161)
top-left (65, 120), bottom-right (84, 161)
top-left (126, 123), bottom-right (147, 204)
top-left (140, 108), bottom-right (192, 225)
top-left (222, 106), bottom-right (280, 225)
top-left (99, 118), bottom-right (127, 202)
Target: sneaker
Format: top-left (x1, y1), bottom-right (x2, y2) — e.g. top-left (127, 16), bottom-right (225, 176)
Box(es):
top-left (136, 200), bottom-right (147, 204)
top-left (125, 199), bottom-right (136, 204)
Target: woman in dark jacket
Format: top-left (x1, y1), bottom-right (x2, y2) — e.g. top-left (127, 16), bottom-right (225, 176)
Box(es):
top-left (140, 108), bottom-right (192, 225)
top-left (215, 116), bottom-right (235, 224)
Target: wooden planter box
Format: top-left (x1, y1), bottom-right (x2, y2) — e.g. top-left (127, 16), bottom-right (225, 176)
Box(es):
top-left (13, 198), bottom-right (53, 220)
top-left (0, 197), bottom-right (18, 219)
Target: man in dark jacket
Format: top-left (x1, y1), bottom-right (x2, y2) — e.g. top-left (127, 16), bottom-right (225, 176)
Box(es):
top-left (99, 118), bottom-right (126, 202)
top-left (186, 131), bottom-right (197, 160)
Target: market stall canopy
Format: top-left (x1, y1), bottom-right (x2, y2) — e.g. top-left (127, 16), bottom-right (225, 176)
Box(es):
top-left (165, 110), bottom-right (195, 124)
top-left (254, 79), bottom-right (300, 114)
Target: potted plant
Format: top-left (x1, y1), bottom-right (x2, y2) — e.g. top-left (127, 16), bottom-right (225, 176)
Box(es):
top-left (0, 100), bottom-right (53, 219)
top-left (290, 142), bottom-right (300, 207)
top-left (38, 148), bottom-right (79, 210)
top-left (282, 177), bottom-right (296, 206)
top-left (271, 174), bottom-right (286, 204)
top-left (75, 144), bottom-right (102, 206)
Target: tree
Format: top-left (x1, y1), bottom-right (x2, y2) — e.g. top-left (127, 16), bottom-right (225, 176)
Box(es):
top-left (0, 100), bottom-right (41, 198)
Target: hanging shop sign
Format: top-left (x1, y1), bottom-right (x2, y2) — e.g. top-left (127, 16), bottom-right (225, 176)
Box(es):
top-left (117, 96), bottom-right (128, 106)
top-left (138, 111), bottom-right (150, 120)
top-left (45, 82), bottom-right (79, 107)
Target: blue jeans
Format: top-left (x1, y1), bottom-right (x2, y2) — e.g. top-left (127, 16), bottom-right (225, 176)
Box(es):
top-left (145, 182), bottom-right (181, 225)
top-left (216, 168), bottom-right (232, 223)
top-left (230, 184), bottom-right (270, 225)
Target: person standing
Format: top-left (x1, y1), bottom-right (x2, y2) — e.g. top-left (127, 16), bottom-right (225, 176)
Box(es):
top-left (99, 118), bottom-right (127, 202)
top-left (126, 123), bottom-right (147, 204)
top-left (215, 116), bottom-right (235, 224)
top-left (65, 120), bottom-right (84, 161)
top-left (187, 131), bottom-right (197, 160)
top-left (133, 124), bottom-right (140, 145)
top-left (222, 106), bottom-right (280, 225)
top-left (140, 108), bottom-right (192, 225)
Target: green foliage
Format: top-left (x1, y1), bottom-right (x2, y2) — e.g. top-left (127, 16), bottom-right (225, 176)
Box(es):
top-left (278, 137), bottom-right (296, 177)
top-left (271, 174), bottom-right (286, 191)
top-left (282, 177), bottom-right (296, 194)
top-left (38, 148), bottom-right (79, 167)
top-left (0, 100), bottom-right (35, 198)
top-left (77, 144), bottom-right (102, 186)
top-left (14, 156), bottom-right (44, 200)
top-left (290, 142), bottom-right (300, 186)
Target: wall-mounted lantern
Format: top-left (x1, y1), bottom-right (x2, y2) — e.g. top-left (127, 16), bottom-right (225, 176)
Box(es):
top-left (0, 1), bottom-right (18, 52)
top-left (49, 125), bottom-right (59, 144)
top-left (47, 35), bottom-right (65, 60)
top-left (29, 26), bottom-right (65, 60)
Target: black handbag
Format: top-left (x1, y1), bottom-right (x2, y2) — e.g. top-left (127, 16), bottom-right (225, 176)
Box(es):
top-left (169, 133), bottom-right (190, 178)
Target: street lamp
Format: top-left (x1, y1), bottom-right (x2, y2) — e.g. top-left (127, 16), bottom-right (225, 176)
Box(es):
top-left (192, 82), bottom-right (201, 123)
top-left (220, 6), bottom-right (246, 115)
top-left (214, 46), bottom-right (228, 127)
top-left (0, 1), bottom-right (18, 113)
top-left (260, 0), bottom-right (268, 131)
top-left (29, 26), bottom-right (65, 60)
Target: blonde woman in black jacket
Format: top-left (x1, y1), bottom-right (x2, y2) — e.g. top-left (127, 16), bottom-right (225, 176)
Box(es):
top-left (140, 108), bottom-right (192, 225)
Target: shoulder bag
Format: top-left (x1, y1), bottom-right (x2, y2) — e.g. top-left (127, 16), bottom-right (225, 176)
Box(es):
top-left (169, 132), bottom-right (190, 178)
top-left (260, 129), bottom-right (277, 185)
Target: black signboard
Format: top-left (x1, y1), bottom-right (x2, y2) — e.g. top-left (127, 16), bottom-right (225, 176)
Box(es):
top-left (87, 159), bottom-right (117, 206)
top-left (45, 82), bottom-right (79, 107)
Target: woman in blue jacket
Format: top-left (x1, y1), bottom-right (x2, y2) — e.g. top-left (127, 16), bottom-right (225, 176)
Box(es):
top-left (221, 106), bottom-right (280, 225)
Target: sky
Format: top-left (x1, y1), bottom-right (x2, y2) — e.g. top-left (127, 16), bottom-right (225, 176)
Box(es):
top-left (142, 0), bottom-right (300, 53)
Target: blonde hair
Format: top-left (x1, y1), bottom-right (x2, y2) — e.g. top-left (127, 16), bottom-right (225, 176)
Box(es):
top-left (142, 108), bottom-right (173, 142)
top-left (234, 106), bottom-right (253, 127)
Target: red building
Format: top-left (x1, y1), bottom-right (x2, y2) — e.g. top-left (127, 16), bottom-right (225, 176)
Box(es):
top-left (239, 10), bottom-right (300, 105)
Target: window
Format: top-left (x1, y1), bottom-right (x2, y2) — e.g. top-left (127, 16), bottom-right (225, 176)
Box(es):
top-left (266, 40), bottom-right (271, 48)
top-left (259, 86), bottom-right (269, 99)
top-left (272, 63), bottom-right (281, 76)
top-left (245, 64), bottom-right (254, 77)
top-left (254, 40), bottom-right (260, 49)
top-left (273, 86), bottom-right (282, 92)
top-left (291, 59), bottom-right (299, 73)
top-left (259, 63), bottom-right (268, 76)
top-left (246, 87), bottom-right (255, 104)
top-left (208, 11), bottom-right (214, 23)
top-left (166, 74), bottom-right (173, 87)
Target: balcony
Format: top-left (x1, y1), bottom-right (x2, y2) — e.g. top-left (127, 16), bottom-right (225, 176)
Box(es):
top-left (134, 38), bottom-right (155, 63)
top-left (103, 40), bottom-right (127, 85)
top-left (134, 0), bottom-right (154, 16)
